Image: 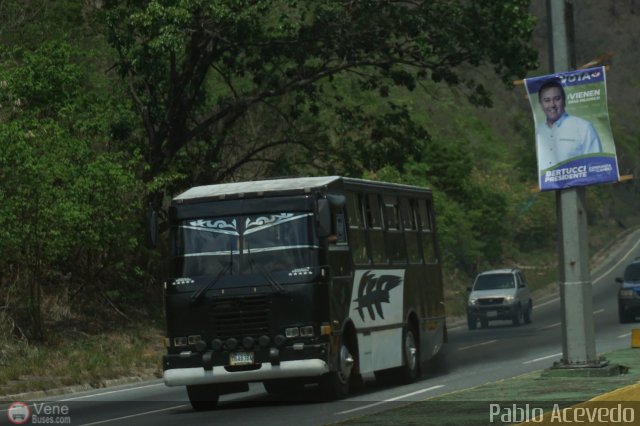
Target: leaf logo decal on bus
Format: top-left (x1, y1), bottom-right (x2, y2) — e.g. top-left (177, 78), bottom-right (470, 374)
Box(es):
top-left (353, 271), bottom-right (402, 321)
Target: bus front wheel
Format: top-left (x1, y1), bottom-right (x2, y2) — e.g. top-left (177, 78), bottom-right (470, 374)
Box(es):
top-left (186, 384), bottom-right (219, 411)
top-left (320, 339), bottom-right (354, 400)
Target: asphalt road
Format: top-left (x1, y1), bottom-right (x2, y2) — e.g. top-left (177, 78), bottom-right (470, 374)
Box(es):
top-left (3, 229), bottom-right (639, 426)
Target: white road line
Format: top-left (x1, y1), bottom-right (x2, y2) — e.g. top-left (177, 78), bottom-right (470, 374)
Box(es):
top-left (539, 322), bottom-right (561, 330)
top-left (618, 333), bottom-right (631, 339)
top-left (537, 309), bottom-right (604, 332)
top-left (77, 404), bottom-right (188, 426)
top-left (59, 383), bottom-right (165, 401)
top-left (335, 385), bottom-right (445, 416)
top-left (532, 233), bottom-right (640, 311)
top-left (592, 236), bottom-right (640, 284)
top-left (536, 299), bottom-right (610, 312)
top-left (533, 297), bottom-right (559, 309)
top-left (522, 352), bottom-right (562, 365)
top-left (457, 340), bottom-right (498, 351)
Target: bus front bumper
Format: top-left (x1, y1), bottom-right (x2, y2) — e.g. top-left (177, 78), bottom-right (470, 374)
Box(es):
top-left (164, 359), bottom-right (329, 386)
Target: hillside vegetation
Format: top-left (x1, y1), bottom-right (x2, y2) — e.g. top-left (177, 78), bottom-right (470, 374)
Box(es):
top-left (0, 0), bottom-right (638, 395)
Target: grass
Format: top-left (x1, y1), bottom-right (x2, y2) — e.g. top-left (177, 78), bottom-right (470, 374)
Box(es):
top-left (0, 322), bottom-right (164, 398)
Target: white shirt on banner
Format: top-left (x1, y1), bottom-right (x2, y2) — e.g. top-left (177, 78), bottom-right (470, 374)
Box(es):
top-left (536, 112), bottom-right (603, 170)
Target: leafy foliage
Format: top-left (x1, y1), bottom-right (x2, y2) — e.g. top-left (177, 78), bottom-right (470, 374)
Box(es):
top-left (0, 1), bottom-right (544, 340)
top-left (0, 40), bottom-right (146, 339)
top-left (102, 0), bottom-right (537, 201)
top-left (18, 0), bottom-right (632, 347)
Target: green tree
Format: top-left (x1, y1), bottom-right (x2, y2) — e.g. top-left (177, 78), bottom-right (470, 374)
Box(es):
top-left (102, 0), bottom-right (537, 202)
top-left (0, 41), bottom-right (144, 339)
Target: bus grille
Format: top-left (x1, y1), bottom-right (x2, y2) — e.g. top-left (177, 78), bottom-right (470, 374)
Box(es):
top-left (209, 295), bottom-right (271, 338)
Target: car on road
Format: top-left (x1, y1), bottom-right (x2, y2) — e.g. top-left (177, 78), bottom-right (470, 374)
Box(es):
top-left (466, 268), bottom-right (533, 330)
top-left (616, 259), bottom-right (640, 323)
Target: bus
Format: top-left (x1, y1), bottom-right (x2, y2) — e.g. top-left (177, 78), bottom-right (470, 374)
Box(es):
top-left (150, 176), bottom-right (446, 409)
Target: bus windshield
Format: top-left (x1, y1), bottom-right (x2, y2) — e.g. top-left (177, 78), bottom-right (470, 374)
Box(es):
top-left (171, 212), bottom-right (319, 279)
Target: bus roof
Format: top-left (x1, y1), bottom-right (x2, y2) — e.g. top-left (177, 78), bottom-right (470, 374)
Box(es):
top-left (173, 176), bottom-right (342, 202)
top-left (173, 176), bottom-right (431, 202)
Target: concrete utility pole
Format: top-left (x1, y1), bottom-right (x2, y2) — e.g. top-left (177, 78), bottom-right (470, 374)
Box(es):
top-left (547, 0), bottom-right (603, 369)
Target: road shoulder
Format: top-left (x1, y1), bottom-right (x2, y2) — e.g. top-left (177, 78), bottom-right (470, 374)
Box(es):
top-left (333, 346), bottom-right (640, 425)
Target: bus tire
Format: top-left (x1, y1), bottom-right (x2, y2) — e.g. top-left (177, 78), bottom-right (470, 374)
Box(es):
top-left (320, 336), bottom-right (354, 400)
top-left (186, 384), bottom-right (219, 411)
top-left (397, 324), bottom-right (420, 383)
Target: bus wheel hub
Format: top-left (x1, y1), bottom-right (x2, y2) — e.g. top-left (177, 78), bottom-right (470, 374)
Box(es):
top-left (339, 345), bottom-right (354, 380)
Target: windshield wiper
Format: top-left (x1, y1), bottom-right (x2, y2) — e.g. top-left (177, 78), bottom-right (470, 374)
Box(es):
top-left (190, 262), bottom-right (232, 305)
top-left (248, 258), bottom-right (287, 295)
top-left (245, 240), bottom-right (287, 295)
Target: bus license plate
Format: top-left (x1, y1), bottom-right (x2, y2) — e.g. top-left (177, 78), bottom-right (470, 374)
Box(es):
top-left (230, 352), bottom-right (254, 366)
top-left (486, 311), bottom-right (497, 318)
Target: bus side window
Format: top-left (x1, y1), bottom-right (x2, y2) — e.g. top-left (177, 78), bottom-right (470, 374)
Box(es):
top-left (346, 192), bottom-right (369, 264)
top-left (384, 195), bottom-right (406, 264)
top-left (367, 194), bottom-right (385, 264)
top-left (402, 198), bottom-right (421, 264)
top-left (418, 199), bottom-right (438, 264)
top-left (346, 192), bottom-right (363, 227)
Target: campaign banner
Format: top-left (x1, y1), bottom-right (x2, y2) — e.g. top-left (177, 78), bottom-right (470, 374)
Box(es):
top-left (524, 66), bottom-right (619, 191)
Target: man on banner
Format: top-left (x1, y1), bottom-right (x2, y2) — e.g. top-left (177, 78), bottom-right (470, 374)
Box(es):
top-left (536, 80), bottom-right (603, 166)
top-left (524, 66), bottom-right (620, 192)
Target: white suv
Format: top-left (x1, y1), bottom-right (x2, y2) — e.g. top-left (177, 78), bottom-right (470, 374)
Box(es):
top-left (466, 268), bottom-right (533, 330)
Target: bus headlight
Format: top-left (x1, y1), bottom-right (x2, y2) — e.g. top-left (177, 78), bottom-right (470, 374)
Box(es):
top-left (300, 326), bottom-right (314, 337)
top-left (174, 336), bottom-right (188, 347)
top-left (188, 335), bottom-right (202, 345)
top-left (285, 326), bottom-right (314, 338)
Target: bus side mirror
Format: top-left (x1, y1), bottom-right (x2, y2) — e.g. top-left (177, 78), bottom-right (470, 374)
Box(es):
top-left (145, 209), bottom-right (159, 248)
top-left (316, 199), bottom-right (331, 238)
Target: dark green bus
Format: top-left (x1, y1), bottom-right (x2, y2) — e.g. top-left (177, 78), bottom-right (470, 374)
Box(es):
top-left (155, 176), bottom-right (446, 409)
